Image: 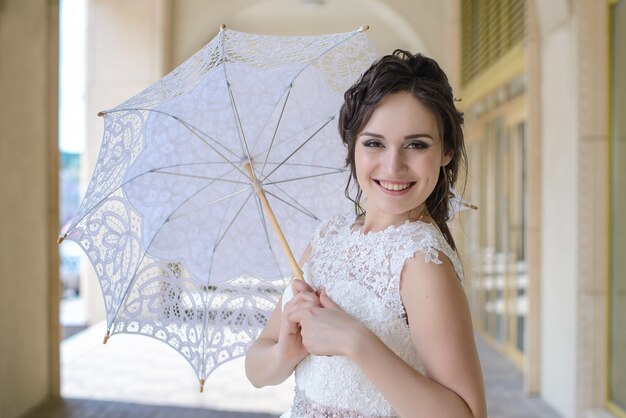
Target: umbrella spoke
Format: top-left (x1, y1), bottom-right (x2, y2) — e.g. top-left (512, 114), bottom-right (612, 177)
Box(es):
top-left (213, 191), bottom-right (253, 249)
top-left (63, 163), bottom-right (242, 236)
top-left (259, 85), bottom-right (292, 179)
top-left (252, 117), bottom-right (334, 163)
top-left (264, 189), bottom-right (319, 221)
top-left (260, 116), bottom-right (335, 182)
top-left (258, 161), bottom-right (348, 172)
top-left (264, 169), bottom-right (345, 186)
top-left (155, 170), bottom-right (249, 185)
top-left (179, 118), bottom-right (249, 179)
top-left (226, 81), bottom-right (254, 169)
top-left (287, 29), bottom-right (366, 93)
top-left (101, 107), bottom-right (242, 162)
top-left (200, 146), bottom-right (241, 380)
top-left (168, 188), bottom-right (250, 223)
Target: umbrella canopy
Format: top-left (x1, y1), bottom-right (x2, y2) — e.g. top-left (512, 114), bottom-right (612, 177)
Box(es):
top-left (59, 26), bottom-right (378, 388)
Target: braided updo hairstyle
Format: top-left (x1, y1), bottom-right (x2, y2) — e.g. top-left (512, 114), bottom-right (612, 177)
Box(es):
top-left (338, 50), bottom-right (467, 251)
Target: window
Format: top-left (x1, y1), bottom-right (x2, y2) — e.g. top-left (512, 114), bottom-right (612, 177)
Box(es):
top-left (464, 74), bottom-right (527, 366)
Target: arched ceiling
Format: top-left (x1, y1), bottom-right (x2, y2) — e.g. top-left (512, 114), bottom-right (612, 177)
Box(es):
top-left (227, 0), bottom-right (427, 55)
top-left (170, 0), bottom-right (454, 66)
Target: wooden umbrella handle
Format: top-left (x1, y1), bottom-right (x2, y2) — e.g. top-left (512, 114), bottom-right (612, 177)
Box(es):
top-left (243, 162), bottom-right (305, 281)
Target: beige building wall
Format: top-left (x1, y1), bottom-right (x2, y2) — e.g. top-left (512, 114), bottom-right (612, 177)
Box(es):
top-left (459, 1), bottom-right (614, 417)
top-left (0, 1), bottom-right (60, 418)
top-left (538, 6), bottom-right (579, 415)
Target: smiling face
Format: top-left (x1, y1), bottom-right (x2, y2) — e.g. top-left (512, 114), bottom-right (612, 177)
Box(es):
top-left (354, 91), bottom-right (452, 229)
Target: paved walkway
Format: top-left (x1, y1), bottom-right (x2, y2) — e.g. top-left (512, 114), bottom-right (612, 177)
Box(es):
top-left (476, 337), bottom-right (562, 418)
top-left (20, 321), bottom-right (562, 418)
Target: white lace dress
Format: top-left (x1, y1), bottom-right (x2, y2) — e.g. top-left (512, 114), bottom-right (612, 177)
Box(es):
top-left (279, 213), bottom-right (464, 418)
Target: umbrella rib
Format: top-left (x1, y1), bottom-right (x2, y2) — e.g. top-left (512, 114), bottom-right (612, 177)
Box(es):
top-left (199, 273), bottom-right (210, 383)
top-left (251, 117), bottom-right (333, 162)
top-left (225, 83), bottom-right (254, 168)
top-left (264, 169), bottom-right (345, 186)
top-left (257, 161), bottom-right (347, 172)
top-left (63, 163), bottom-right (242, 236)
top-left (212, 191), bottom-right (254, 249)
top-left (154, 170), bottom-right (249, 185)
top-left (263, 189), bottom-right (319, 221)
top-left (220, 31), bottom-right (254, 172)
top-left (200, 30), bottom-right (226, 379)
top-left (287, 29), bottom-right (366, 91)
top-left (259, 86), bottom-right (292, 179)
top-left (168, 188), bottom-right (249, 223)
top-left (200, 139), bottom-right (239, 382)
top-left (101, 107), bottom-right (241, 162)
top-left (260, 116), bottom-right (335, 183)
top-left (178, 118), bottom-right (249, 179)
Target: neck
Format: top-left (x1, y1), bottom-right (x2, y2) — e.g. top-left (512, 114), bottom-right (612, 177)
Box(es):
top-left (358, 205), bottom-right (427, 234)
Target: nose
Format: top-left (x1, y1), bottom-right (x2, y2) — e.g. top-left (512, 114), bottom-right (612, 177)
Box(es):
top-left (383, 148), bottom-right (407, 175)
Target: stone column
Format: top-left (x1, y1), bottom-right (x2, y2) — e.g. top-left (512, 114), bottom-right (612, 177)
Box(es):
top-left (0, 1), bottom-right (60, 417)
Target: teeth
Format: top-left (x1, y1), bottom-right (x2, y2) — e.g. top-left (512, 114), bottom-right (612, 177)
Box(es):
top-left (379, 181), bottom-right (412, 191)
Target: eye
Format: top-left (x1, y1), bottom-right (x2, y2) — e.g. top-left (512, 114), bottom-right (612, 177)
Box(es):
top-left (406, 141), bottom-right (428, 150)
top-left (362, 139), bottom-right (384, 148)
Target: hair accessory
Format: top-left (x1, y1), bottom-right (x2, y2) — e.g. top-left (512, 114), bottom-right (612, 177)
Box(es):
top-left (448, 186), bottom-right (477, 219)
top-left (453, 97), bottom-right (462, 102)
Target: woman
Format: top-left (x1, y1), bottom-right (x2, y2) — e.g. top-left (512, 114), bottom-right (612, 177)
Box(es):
top-left (245, 50), bottom-right (487, 418)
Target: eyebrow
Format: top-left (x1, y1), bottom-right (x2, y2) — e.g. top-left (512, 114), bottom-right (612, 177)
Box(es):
top-left (359, 131), bottom-right (434, 140)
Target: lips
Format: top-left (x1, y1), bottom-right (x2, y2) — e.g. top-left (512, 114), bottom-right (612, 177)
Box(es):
top-left (375, 180), bottom-right (416, 192)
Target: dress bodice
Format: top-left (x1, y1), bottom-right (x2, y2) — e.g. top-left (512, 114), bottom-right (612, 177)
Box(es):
top-left (281, 213), bottom-right (463, 418)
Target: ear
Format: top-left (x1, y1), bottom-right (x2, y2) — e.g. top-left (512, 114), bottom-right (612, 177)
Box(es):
top-left (441, 149), bottom-right (454, 167)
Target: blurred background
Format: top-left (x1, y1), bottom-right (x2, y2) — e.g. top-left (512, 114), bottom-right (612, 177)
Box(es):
top-left (0, 0), bottom-right (624, 417)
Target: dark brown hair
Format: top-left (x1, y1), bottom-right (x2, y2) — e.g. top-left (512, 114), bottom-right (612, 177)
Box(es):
top-left (338, 50), bottom-right (467, 251)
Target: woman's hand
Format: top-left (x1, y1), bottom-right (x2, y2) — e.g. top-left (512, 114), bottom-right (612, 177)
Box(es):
top-left (289, 289), bottom-right (371, 358)
top-left (277, 279), bottom-right (320, 363)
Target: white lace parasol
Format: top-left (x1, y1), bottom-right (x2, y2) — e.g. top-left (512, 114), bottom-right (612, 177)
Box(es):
top-left (59, 26), bottom-right (378, 390)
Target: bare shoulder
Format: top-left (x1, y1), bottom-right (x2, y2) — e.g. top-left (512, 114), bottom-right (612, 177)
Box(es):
top-left (400, 250), bottom-right (487, 418)
top-left (400, 249), bottom-right (463, 305)
top-left (399, 250), bottom-right (469, 335)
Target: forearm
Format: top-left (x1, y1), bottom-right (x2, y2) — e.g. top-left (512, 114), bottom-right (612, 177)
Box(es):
top-left (349, 330), bottom-right (477, 418)
top-left (245, 337), bottom-right (302, 388)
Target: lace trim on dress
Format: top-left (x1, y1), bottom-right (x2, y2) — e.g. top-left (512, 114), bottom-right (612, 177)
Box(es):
top-left (322, 213), bottom-right (464, 317)
top-left (292, 388), bottom-right (397, 418)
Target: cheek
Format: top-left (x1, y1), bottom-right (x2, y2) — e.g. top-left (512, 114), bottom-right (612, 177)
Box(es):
top-left (414, 155), bottom-right (442, 178)
top-left (353, 149), bottom-right (368, 182)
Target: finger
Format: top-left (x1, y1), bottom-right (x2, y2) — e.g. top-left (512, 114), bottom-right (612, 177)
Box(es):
top-left (292, 291), bottom-right (321, 305)
top-left (291, 279), bottom-right (315, 294)
top-left (286, 306), bottom-right (317, 324)
top-left (284, 301), bottom-right (320, 319)
top-left (319, 289), bottom-right (340, 310)
top-left (284, 294), bottom-right (320, 312)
